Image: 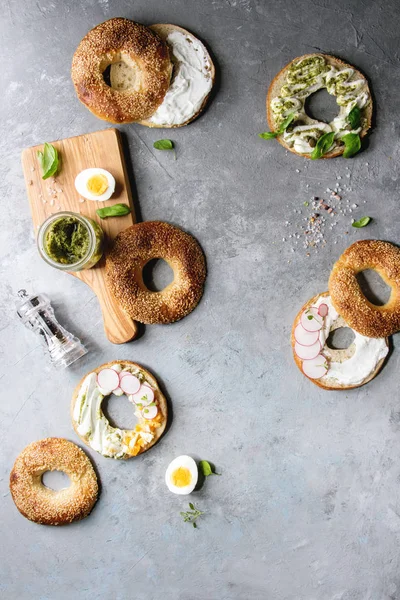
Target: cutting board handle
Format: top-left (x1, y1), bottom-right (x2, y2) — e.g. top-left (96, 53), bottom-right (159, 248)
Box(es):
top-left (94, 283), bottom-right (138, 344)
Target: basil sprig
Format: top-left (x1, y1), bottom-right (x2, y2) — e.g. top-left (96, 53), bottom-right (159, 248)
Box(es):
top-left (259, 112), bottom-right (295, 140)
top-left (352, 216), bottom-right (371, 228)
top-left (348, 106), bottom-right (361, 129)
top-left (153, 139), bottom-right (174, 151)
top-left (311, 132), bottom-right (335, 160)
top-left (37, 142), bottom-right (59, 180)
top-left (96, 203), bottom-right (131, 219)
top-left (342, 133), bottom-right (361, 158)
top-left (199, 460), bottom-right (221, 477)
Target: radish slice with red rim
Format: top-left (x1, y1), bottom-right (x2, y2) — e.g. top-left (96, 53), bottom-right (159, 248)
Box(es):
top-left (119, 374), bottom-right (141, 395)
top-left (119, 371), bottom-right (132, 379)
top-left (318, 303), bottom-right (329, 317)
top-left (97, 368), bottom-right (120, 393)
top-left (141, 404), bottom-right (158, 420)
top-left (295, 339), bottom-right (321, 360)
top-left (302, 354), bottom-right (328, 379)
top-left (294, 323), bottom-right (319, 347)
top-left (300, 307), bottom-right (323, 332)
top-left (131, 385), bottom-right (154, 407)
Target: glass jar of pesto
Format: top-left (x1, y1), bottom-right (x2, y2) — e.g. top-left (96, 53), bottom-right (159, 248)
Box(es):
top-left (37, 212), bottom-right (104, 271)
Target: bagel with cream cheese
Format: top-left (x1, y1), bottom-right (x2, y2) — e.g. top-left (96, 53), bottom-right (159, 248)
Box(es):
top-left (10, 438), bottom-right (98, 525)
top-left (71, 361), bottom-right (168, 459)
top-left (135, 24), bottom-right (215, 127)
top-left (329, 240), bottom-right (400, 338)
top-left (71, 18), bottom-right (172, 123)
top-left (292, 292), bottom-right (388, 390)
top-left (266, 53), bottom-right (372, 158)
top-left (105, 221), bottom-right (206, 324)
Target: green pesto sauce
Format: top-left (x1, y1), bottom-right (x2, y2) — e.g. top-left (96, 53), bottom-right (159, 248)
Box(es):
top-left (44, 216), bottom-right (90, 264)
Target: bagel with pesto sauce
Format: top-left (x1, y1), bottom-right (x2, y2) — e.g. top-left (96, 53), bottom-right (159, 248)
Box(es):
top-left (266, 54), bottom-right (372, 159)
top-left (111, 24), bottom-right (215, 127)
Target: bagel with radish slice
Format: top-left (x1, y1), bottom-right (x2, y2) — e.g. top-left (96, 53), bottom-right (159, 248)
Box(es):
top-left (266, 53), bottom-right (372, 158)
top-left (111, 24), bottom-right (215, 128)
top-left (292, 292), bottom-right (388, 390)
top-left (71, 361), bottom-right (168, 459)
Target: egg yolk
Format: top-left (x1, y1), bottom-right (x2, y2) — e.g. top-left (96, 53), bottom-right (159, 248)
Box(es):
top-left (86, 174), bottom-right (109, 196)
top-left (171, 467), bottom-right (192, 488)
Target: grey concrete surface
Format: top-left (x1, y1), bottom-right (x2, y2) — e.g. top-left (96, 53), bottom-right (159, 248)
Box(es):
top-left (1, 0), bottom-right (400, 598)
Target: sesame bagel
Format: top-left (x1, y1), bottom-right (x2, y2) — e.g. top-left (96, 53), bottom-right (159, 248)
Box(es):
top-left (106, 222), bottom-right (206, 324)
top-left (329, 240), bottom-right (400, 338)
top-left (71, 361), bottom-right (168, 459)
top-left (292, 292), bottom-right (388, 390)
top-left (9, 438), bottom-right (98, 525)
top-left (136, 24), bottom-right (215, 128)
top-left (266, 53), bottom-right (372, 158)
top-left (71, 18), bottom-right (172, 123)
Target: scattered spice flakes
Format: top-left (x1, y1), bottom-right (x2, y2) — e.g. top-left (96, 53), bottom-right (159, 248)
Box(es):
top-left (282, 172), bottom-right (370, 254)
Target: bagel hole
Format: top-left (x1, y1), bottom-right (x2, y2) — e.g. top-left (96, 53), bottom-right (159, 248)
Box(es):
top-left (142, 259), bottom-right (174, 292)
top-left (102, 394), bottom-right (138, 430)
top-left (42, 470), bottom-right (71, 491)
top-left (356, 269), bottom-right (391, 306)
top-left (305, 89), bottom-right (339, 123)
top-left (102, 65), bottom-right (112, 87)
top-left (326, 327), bottom-right (355, 350)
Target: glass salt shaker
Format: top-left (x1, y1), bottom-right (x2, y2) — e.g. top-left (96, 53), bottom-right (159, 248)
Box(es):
top-left (16, 290), bottom-right (88, 368)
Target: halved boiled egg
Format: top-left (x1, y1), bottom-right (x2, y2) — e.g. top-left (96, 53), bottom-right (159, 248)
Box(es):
top-left (74, 168), bottom-right (116, 201)
top-left (165, 455), bottom-right (198, 495)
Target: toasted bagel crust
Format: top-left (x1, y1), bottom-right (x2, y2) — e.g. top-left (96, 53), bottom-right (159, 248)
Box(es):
top-left (71, 18), bottom-right (172, 123)
top-left (329, 240), bottom-right (400, 337)
top-left (106, 222), bottom-right (206, 324)
top-left (292, 292), bottom-right (387, 390)
top-left (10, 438), bottom-right (98, 525)
top-left (266, 53), bottom-right (372, 158)
top-left (71, 360), bottom-right (168, 458)
top-left (138, 24), bottom-right (215, 128)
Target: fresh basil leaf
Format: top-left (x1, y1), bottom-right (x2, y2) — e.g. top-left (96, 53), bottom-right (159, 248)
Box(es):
top-left (279, 112), bottom-right (295, 132)
top-left (348, 106), bottom-right (361, 129)
top-left (352, 216), bottom-right (371, 228)
top-left (258, 132), bottom-right (278, 140)
top-left (37, 142), bottom-right (59, 179)
top-left (259, 112), bottom-right (295, 141)
top-left (342, 133), bottom-right (361, 158)
top-left (200, 460), bottom-right (212, 477)
top-left (189, 503), bottom-right (195, 510)
top-left (153, 139), bottom-right (174, 150)
top-left (96, 203), bottom-right (131, 219)
top-left (311, 132), bottom-right (335, 160)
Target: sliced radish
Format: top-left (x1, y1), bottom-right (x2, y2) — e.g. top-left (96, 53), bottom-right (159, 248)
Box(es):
top-left (119, 374), bottom-right (141, 395)
top-left (294, 339), bottom-right (321, 360)
top-left (97, 368), bottom-right (120, 392)
top-left (141, 404), bottom-right (158, 420)
top-left (300, 307), bottom-right (323, 332)
top-left (302, 354), bottom-right (328, 379)
top-left (131, 384), bottom-right (154, 407)
top-left (318, 303), bottom-right (329, 317)
top-left (119, 371), bottom-right (132, 379)
top-left (294, 323), bottom-right (320, 347)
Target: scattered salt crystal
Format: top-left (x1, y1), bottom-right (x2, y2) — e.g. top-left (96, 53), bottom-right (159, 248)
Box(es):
top-left (282, 238), bottom-right (286, 242)
top-left (50, 199), bottom-right (54, 206)
top-left (30, 167), bottom-right (35, 172)
top-left (79, 197), bottom-right (86, 203)
top-left (295, 169), bottom-right (300, 173)
top-left (351, 204), bottom-right (358, 208)
top-left (28, 180), bottom-right (33, 185)
top-left (337, 176), bottom-right (342, 180)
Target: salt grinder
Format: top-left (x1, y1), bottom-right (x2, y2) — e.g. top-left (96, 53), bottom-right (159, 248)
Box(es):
top-left (16, 289), bottom-right (87, 368)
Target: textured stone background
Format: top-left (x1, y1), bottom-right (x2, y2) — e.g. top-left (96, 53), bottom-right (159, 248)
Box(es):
top-left (1, 0), bottom-right (400, 598)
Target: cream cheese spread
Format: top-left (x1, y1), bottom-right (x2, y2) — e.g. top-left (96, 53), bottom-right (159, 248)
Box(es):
top-left (148, 30), bottom-right (213, 127)
top-left (315, 296), bottom-right (388, 386)
top-left (271, 55), bottom-right (370, 154)
top-left (73, 364), bottom-right (157, 459)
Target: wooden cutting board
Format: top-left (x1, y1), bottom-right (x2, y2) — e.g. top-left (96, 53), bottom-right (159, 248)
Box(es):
top-left (21, 128), bottom-right (138, 344)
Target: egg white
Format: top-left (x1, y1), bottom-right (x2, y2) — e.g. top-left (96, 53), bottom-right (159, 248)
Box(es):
top-left (74, 168), bottom-right (116, 202)
top-left (165, 455), bottom-right (198, 495)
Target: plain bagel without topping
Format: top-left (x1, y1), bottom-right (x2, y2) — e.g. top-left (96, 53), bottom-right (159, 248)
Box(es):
top-left (266, 53), bottom-right (372, 158)
top-left (9, 438), bottom-right (98, 525)
top-left (329, 240), bottom-right (400, 338)
top-left (106, 221), bottom-right (206, 324)
top-left (71, 18), bottom-right (172, 123)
